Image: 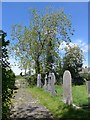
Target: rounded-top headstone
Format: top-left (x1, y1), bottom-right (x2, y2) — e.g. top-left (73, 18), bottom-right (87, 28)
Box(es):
top-left (37, 74), bottom-right (41, 87)
top-left (63, 70), bottom-right (73, 105)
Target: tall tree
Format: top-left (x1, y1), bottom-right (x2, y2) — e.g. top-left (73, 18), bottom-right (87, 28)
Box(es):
top-left (11, 8), bottom-right (74, 75)
top-left (63, 45), bottom-right (83, 83)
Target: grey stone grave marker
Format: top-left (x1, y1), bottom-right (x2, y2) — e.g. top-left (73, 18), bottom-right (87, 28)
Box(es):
top-left (63, 70), bottom-right (73, 105)
top-left (37, 74), bottom-right (41, 87)
top-left (50, 72), bottom-right (56, 96)
top-left (47, 73), bottom-right (52, 92)
top-left (47, 72), bottom-right (56, 96)
top-left (86, 81), bottom-right (90, 105)
top-left (43, 74), bottom-right (48, 90)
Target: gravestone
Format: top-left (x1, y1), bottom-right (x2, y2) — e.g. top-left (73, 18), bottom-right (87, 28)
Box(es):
top-left (86, 81), bottom-right (90, 105)
top-left (37, 74), bottom-right (41, 87)
top-left (43, 74), bottom-right (48, 90)
top-left (50, 72), bottom-right (56, 96)
top-left (63, 70), bottom-right (73, 105)
top-left (47, 73), bottom-right (52, 92)
top-left (47, 72), bottom-right (56, 96)
top-left (86, 81), bottom-right (90, 93)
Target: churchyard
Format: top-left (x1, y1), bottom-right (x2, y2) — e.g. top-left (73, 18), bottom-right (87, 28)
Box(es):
top-left (22, 70), bottom-right (90, 119)
top-left (13, 66), bottom-right (90, 119)
top-left (2, 3), bottom-right (90, 119)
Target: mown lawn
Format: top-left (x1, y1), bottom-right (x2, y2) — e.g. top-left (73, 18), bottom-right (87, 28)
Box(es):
top-left (27, 85), bottom-right (90, 119)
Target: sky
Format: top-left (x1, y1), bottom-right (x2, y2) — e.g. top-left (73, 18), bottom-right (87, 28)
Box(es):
top-left (2, 2), bottom-right (89, 75)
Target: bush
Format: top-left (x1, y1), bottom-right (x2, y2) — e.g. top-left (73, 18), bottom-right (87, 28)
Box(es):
top-left (80, 72), bottom-right (90, 81)
top-left (1, 30), bottom-right (16, 119)
top-left (26, 74), bottom-right (37, 86)
top-left (2, 69), bottom-right (15, 120)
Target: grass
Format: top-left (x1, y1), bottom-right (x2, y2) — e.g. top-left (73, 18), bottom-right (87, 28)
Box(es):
top-left (72, 85), bottom-right (88, 106)
top-left (27, 85), bottom-right (90, 119)
top-left (15, 75), bottom-right (23, 79)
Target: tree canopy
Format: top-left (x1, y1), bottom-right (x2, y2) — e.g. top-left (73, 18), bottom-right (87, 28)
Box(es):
top-left (11, 8), bottom-right (74, 75)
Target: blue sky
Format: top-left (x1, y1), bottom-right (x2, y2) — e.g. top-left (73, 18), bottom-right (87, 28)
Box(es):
top-left (2, 2), bottom-right (89, 75)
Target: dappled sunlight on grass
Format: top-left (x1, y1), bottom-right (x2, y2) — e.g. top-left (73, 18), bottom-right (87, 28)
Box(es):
top-left (27, 85), bottom-right (90, 119)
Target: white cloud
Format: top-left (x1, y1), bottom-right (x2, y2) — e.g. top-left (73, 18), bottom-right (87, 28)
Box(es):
top-left (59, 39), bottom-right (88, 53)
top-left (74, 39), bottom-right (88, 53)
top-left (59, 39), bottom-right (88, 67)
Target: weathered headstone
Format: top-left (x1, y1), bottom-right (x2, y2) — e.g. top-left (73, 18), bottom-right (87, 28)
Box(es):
top-left (50, 72), bottom-right (56, 96)
top-left (47, 73), bottom-right (52, 92)
top-left (86, 81), bottom-right (90, 105)
top-left (47, 72), bottom-right (56, 96)
top-left (86, 81), bottom-right (90, 93)
top-left (63, 70), bottom-right (73, 105)
top-left (37, 74), bottom-right (41, 87)
top-left (43, 74), bottom-right (48, 90)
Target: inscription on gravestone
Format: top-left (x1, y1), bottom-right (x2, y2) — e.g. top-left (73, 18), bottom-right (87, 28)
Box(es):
top-left (63, 70), bottom-right (73, 105)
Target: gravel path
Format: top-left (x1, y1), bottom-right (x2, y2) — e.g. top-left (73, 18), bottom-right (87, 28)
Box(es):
top-left (10, 79), bottom-right (54, 120)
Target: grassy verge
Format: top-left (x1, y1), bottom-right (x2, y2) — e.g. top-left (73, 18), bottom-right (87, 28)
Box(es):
top-left (15, 75), bottom-right (23, 79)
top-left (27, 85), bottom-right (90, 119)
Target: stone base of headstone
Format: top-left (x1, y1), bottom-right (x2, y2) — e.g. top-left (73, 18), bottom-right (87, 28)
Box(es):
top-left (43, 85), bottom-right (48, 91)
top-left (51, 90), bottom-right (56, 96)
top-left (63, 97), bottom-right (73, 105)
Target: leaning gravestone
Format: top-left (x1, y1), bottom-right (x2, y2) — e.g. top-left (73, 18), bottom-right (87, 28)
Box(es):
top-left (37, 74), bottom-right (41, 87)
top-left (63, 70), bottom-right (73, 105)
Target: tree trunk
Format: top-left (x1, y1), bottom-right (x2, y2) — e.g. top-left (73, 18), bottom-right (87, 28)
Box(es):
top-left (35, 56), bottom-right (40, 75)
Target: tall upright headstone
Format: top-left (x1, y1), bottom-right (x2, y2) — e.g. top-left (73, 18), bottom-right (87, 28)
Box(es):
top-left (63, 70), bottom-right (73, 105)
top-left (50, 72), bottom-right (56, 96)
top-left (47, 73), bottom-right (52, 92)
top-left (37, 74), bottom-right (41, 87)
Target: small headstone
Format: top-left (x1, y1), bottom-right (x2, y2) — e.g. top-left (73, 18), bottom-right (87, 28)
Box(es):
top-left (50, 72), bottom-right (56, 96)
top-left (47, 73), bottom-right (52, 92)
top-left (47, 72), bottom-right (56, 96)
top-left (63, 70), bottom-right (73, 105)
top-left (43, 74), bottom-right (48, 90)
top-left (86, 81), bottom-right (90, 93)
top-left (86, 81), bottom-right (90, 105)
top-left (37, 74), bottom-right (41, 87)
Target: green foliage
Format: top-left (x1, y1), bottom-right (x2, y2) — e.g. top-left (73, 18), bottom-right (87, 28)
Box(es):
top-left (11, 7), bottom-right (74, 75)
top-left (0, 30), bottom-right (16, 120)
top-left (80, 72), bottom-right (90, 81)
top-left (27, 85), bottom-right (89, 119)
top-left (25, 74), bottom-right (37, 86)
top-left (55, 60), bottom-right (63, 84)
top-left (63, 45), bottom-right (84, 84)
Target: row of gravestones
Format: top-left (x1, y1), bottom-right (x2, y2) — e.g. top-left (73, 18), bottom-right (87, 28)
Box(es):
top-left (37, 72), bottom-right (56, 96)
top-left (37, 70), bottom-right (90, 105)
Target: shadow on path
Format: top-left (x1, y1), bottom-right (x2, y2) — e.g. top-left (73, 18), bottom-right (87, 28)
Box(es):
top-left (10, 79), bottom-right (54, 120)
